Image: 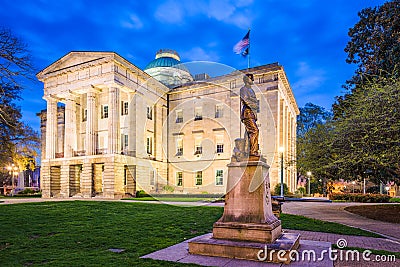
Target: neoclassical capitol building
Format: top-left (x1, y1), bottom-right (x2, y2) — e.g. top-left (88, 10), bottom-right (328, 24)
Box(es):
top-left (37, 50), bottom-right (299, 198)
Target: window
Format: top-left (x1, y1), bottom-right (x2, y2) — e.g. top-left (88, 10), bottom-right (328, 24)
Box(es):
top-left (195, 171), bottom-right (202, 186)
top-left (230, 80), bottom-right (236, 89)
top-left (121, 101), bottom-right (128, 115)
top-left (121, 134), bottom-right (128, 150)
top-left (194, 107), bottom-right (202, 121)
top-left (146, 136), bottom-right (153, 154)
top-left (101, 105), bottom-right (109, 119)
top-left (176, 172), bottom-right (183, 186)
top-left (176, 138), bottom-right (183, 156)
top-left (258, 76), bottom-right (266, 84)
top-left (273, 74), bottom-right (278, 81)
top-left (82, 109), bottom-right (87, 122)
top-left (176, 110), bottom-right (183, 123)
top-left (147, 106), bottom-right (153, 120)
top-left (124, 168), bottom-right (127, 186)
top-left (215, 105), bottom-right (223, 118)
top-left (216, 144), bottom-right (224, 153)
top-left (216, 170), bottom-right (223, 186)
top-left (194, 138), bottom-right (202, 155)
top-left (195, 146), bottom-right (202, 155)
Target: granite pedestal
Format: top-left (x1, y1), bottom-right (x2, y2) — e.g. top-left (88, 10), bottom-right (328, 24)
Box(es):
top-left (189, 157), bottom-right (300, 264)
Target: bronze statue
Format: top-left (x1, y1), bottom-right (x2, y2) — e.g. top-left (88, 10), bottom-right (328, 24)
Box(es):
top-left (240, 73), bottom-right (259, 157)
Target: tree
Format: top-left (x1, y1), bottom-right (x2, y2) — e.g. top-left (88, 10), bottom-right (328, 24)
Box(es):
top-left (297, 102), bottom-right (332, 138)
top-left (344, 0), bottom-right (400, 86)
top-left (331, 76), bottom-right (400, 185)
top-left (0, 27), bottom-right (39, 173)
top-left (296, 103), bottom-right (334, 175)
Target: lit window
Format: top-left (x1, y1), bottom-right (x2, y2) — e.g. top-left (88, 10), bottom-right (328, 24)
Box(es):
top-left (215, 105), bottom-right (223, 118)
top-left (176, 138), bottom-right (183, 156)
top-left (176, 172), bottom-right (183, 186)
top-left (176, 110), bottom-right (183, 123)
top-left (194, 107), bottom-right (202, 121)
top-left (194, 138), bottom-right (202, 155)
top-left (147, 106), bottom-right (153, 120)
top-left (195, 171), bottom-right (202, 186)
top-left (216, 170), bottom-right (223, 185)
top-left (195, 146), bottom-right (202, 155)
top-left (146, 137), bottom-right (152, 154)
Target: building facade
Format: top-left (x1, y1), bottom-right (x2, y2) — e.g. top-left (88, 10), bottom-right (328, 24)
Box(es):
top-left (37, 50), bottom-right (298, 198)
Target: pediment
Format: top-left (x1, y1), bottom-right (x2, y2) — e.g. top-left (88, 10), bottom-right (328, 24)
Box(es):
top-left (37, 51), bottom-right (116, 79)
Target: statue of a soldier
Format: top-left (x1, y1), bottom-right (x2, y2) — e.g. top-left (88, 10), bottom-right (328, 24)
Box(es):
top-left (240, 73), bottom-right (259, 157)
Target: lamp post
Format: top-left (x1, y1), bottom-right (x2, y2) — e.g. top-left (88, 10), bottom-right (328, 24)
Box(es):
top-left (385, 186), bottom-right (390, 196)
top-left (352, 181), bottom-right (356, 193)
top-left (306, 171), bottom-right (311, 196)
top-left (279, 147), bottom-right (284, 197)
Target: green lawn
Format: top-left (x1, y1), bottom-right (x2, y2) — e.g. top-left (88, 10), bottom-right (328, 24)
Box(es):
top-left (0, 201), bottom-right (382, 266)
top-left (123, 197), bottom-right (222, 202)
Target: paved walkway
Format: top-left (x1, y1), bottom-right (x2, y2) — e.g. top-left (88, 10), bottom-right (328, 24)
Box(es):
top-left (281, 201), bottom-right (400, 241)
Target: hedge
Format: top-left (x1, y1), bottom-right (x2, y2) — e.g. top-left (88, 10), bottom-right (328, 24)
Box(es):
top-left (329, 193), bottom-right (390, 203)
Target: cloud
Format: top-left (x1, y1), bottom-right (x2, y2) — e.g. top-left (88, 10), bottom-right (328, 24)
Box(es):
top-left (292, 62), bottom-right (326, 94)
top-left (153, 0), bottom-right (254, 28)
top-left (121, 13), bottom-right (144, 29)
top-left (154, 0), bottom-right (184, 24)
top-left (181, 47), bottom-right (220, 62)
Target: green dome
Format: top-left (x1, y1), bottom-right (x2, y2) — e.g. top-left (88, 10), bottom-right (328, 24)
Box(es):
top-left (144, 49), bottom-right (190, 72)
top-left (144, 57), bottom-right (182, 69)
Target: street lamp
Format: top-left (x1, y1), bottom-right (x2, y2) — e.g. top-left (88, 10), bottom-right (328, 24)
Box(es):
top-left (306, 171), bottom-right (312, 196)
top-left (352, 181), bottom-right (356, 193)
top-left (385, 186), bottom-right (390, 196)
top-left (279, 147), bottom-right (284, 197)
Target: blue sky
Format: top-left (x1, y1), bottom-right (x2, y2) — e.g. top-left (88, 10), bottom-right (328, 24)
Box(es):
top-left (0, 0), bottom-right (387, 132)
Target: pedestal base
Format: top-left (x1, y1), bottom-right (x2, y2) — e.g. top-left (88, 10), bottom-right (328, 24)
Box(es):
top-left (188, 232), bottom-right (300, 264)
top-left (213, 220), bottom-right (282, 243)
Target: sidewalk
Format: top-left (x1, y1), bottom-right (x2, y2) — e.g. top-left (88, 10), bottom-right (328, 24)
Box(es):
top-left (282, 201), bottom-right (400, 241)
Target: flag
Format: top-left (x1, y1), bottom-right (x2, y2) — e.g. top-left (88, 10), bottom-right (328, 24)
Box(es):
top-left (233, 30), bottom-right (250, 56)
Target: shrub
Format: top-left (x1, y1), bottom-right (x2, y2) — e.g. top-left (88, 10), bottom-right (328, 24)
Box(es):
top-left (389, 197), bottom-right (400, 203)
top-left (329, 193), bottom-right (390, 203)
top-left (273, 183), bottom-right (288, 196)
top-left (162, 185), bottom-right (174, 193)
top-left (135, 190), bottom-right (150, 198)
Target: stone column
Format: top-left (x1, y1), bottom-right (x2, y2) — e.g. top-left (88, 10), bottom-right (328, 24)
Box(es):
top-left (64, 97), bottom-right (77, 158)
top-left (81, 161), bottom-right (92, 198)
top-left (60, 164), bottom-right (70, 198)
top-left (40, 163), bottom-right (51, 198)
top-left (86, 90), bottom-right (97, 155)
top-left (44, 96), bottom-right (58, 159)
top-left (103, 162), bottom-right (115, 198)
top-left (108, 87), bottom-right (120, 154)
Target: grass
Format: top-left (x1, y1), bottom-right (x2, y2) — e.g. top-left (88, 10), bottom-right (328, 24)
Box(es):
top-left (280, 213), bottom-right (382, 238)
top-left (0, 201), bottom-right (383, 266)
top-left (344, 204), bottom-right (400, 223)
top-left (0, 201), bottom-right (222, 267)
top-left (123, 197), bottom-right (222, 202)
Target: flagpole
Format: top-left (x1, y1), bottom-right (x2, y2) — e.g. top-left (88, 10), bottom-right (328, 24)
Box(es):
top-left (248, 28), bottom-right (251, 69)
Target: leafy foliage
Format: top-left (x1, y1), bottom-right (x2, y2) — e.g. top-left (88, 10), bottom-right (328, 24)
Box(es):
top-left (344, 0), bottom-right (400, 86)
top-left (331, 76), bottom-right (400, 184)
top-left (0, 27), bottom-right (39, 176)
